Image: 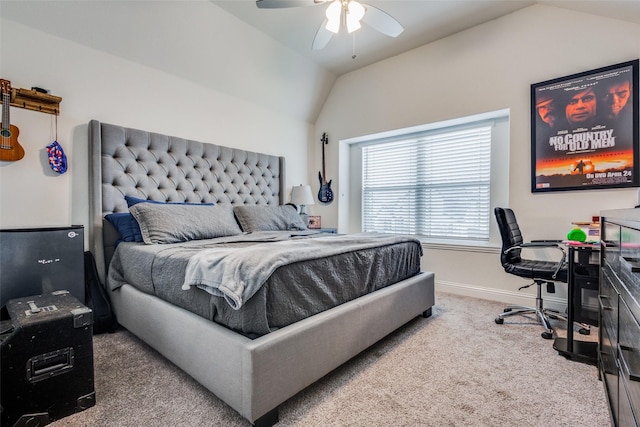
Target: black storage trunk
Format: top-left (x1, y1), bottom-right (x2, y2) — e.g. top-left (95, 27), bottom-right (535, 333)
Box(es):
top-left (0, 291), bottom-right (95, 427)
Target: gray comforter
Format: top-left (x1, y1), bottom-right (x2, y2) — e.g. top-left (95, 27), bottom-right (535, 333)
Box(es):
top-left (107, 231), bottom-right (422, 337)
top-left (183, 232), bottom-right (422, 310)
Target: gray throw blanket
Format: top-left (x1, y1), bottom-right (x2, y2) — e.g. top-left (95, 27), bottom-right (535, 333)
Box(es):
top-left (182, 232), bottom-right (421, 310)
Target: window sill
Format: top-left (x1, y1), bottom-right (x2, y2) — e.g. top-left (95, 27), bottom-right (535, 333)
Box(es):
top-left (419, 238), bottom-right (501, 254)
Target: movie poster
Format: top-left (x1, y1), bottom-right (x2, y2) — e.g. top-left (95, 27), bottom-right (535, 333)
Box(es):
top-left (531, 60), bottom-right (639, 192)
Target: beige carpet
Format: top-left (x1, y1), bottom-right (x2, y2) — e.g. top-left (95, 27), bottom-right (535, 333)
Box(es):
top-left (51, 292), bottom-right (610, 426)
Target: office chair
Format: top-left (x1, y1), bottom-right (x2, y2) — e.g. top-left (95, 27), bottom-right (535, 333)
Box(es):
top-left (494, 207), bottom-right (569, 339)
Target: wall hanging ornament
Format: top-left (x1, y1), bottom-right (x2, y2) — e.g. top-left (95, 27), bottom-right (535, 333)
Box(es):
top-left (46, 115), bottom-right (67, 174)
top-left (46, 141), bottom-right (67, 174)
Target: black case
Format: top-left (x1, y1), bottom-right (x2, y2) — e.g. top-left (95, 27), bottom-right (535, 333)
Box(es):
top-left (1, 291), bottom-right (95, 427)
top-left (83, 251), bottom-right (115, 335)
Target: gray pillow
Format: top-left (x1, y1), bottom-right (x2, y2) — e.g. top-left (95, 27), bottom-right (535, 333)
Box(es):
top-left (233, 205), bottom-right (307, 232)
top-left (129, 203), bottom-right (242, 244)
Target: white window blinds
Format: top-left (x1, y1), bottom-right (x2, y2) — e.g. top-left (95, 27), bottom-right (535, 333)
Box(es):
top-left (362, 125), bottom-right (492, 240)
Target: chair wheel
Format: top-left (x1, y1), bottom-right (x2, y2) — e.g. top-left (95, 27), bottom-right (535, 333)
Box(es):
top-left (578, 328), bottom-right (591, 335)
top-left (541, 331), bottom-right (553, 340)
top-left (548, 314), bottom-right (558, 320)
top-left (503, 308), bottom-right (512, 313)
top-left (495, 317), bottom-right (504, 324)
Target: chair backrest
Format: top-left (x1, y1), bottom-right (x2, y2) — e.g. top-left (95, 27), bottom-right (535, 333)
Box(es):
top-left (494, 207), bottom-right (523, 266)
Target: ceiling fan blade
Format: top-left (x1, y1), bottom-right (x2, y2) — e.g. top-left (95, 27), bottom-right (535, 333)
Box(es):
top-left (361, 4), bottom-right (404, 37)
top-left (256, 0), bottom-right (327, 8)
top-left (312, 20), bottom-right (333, 50)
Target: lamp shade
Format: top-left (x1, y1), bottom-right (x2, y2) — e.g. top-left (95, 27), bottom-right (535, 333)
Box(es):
top-left (290, 185), bottom-right (315, 206)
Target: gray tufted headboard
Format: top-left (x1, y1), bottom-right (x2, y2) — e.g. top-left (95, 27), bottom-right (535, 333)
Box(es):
top-left (88, 120), bottom-right (286, 282)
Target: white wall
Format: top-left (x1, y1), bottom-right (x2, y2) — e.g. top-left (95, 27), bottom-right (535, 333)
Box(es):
top-left (313, 5), bottom-right (640, 306)
top-left (2, 2), bottom-right (639, 308)
top-left (0, 1), bottom-right (336, 124)
top-left (0, 17), bottom-right (315, 245)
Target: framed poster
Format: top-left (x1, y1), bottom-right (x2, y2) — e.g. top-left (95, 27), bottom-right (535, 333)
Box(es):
top-left (531, 59), bottom-right (639, 192)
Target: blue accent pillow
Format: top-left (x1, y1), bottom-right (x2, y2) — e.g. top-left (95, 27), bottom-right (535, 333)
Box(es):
top-left (125, 195), bottom-right (215, 207)
top-left (105, 212), bottom-right (144, 243)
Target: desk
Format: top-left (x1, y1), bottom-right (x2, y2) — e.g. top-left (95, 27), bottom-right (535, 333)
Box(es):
top-left (553, 244), bottom-right (599, 365)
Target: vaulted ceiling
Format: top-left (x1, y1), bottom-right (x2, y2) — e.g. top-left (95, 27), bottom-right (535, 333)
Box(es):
top-left (214, 0), bottom-right (640, 75)
top-left (2, 1), bottom-right (639, 123)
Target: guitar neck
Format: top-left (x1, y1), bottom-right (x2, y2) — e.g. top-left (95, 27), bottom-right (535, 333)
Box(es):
top-left (322, 148), bottom-right (326, 178)
top-left (321, 133), bottom-right (328, 181)
top-left (2, 92), bottom-right (10, 132)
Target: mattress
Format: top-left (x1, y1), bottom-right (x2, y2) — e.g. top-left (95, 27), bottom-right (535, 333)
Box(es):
top-left (107, 231), bottom-right (422, 337)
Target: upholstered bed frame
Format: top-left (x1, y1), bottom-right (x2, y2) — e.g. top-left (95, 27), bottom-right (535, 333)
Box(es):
top-left (88, 120), bottom-right (435, 426)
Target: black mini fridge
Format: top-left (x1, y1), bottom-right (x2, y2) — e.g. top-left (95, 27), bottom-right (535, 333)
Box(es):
top-left (0, 226), bottom-right (84, 308)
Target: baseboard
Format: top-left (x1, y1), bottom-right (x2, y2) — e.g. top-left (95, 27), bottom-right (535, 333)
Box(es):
top-left (435, 280), bottom-right (567, 313)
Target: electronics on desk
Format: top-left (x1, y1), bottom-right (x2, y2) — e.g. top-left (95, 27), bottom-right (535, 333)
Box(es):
top-left (571, 221), bottom-right (600, 243)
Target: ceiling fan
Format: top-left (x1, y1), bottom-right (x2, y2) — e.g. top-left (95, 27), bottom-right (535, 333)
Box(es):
top-left (256, 0), bottom-right (404, 51)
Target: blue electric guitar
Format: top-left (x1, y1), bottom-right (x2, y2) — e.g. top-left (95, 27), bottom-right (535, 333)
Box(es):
top-left (317, 132), bottom-right (333, 204)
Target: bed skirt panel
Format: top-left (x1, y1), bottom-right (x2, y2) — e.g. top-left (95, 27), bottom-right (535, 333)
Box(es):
top-left (110, 285), bottom-right (250, 407)
top-left (110, 272), bottom-right (435, 423)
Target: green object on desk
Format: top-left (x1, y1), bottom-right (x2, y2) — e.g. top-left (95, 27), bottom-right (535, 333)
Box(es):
top-left (567, 227), bottom-right (587, 242)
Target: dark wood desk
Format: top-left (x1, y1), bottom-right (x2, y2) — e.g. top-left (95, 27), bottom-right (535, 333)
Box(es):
top-left (553, 243), bottom-right (599, 365)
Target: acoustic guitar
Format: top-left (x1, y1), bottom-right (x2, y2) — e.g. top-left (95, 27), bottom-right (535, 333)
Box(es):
top-left (0, 79), bottom-right (25, 161)
top-left (317, 132), bottom-right (334, 204)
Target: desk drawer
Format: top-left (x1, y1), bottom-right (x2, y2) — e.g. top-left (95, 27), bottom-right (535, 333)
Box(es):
top-left (601, 327), bottom-right (618, 374)
top-left (601, 327), bottom-right (619, 414)
top-left (600, 273), bottom-right (619, 343)
top-left (603, 264), bottom-right (622, 293)
top-left (618, 377), bottom-right (639, 427)
top-left (619, 299), bottom-right (640, 420)
top-left (620, 256), bottom-right (640, 320)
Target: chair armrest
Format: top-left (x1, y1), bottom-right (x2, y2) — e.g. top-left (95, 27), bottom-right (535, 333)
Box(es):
top-left (505, 243), bottom-right (567, 280)
top-left (520, 242), bottom-right (559, 248)
top-left (505, 243), bottom-right (563, 252)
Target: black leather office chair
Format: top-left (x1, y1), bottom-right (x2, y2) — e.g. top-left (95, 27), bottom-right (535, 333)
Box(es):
top-left (494, 207), bottom-right (568, 339)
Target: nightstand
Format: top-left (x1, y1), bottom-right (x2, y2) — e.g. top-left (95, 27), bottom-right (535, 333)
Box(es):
top-left (318, 228), bottom-right (337, 234)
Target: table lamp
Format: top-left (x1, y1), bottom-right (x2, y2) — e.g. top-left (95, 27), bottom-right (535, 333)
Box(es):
top-left (290, 184), bottom-right (315, 223)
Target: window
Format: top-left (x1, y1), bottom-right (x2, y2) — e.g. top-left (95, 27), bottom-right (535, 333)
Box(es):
top-left (344, 110), bottom-right (509, 244)
top-left (362, 125), bottom-right (491, 240)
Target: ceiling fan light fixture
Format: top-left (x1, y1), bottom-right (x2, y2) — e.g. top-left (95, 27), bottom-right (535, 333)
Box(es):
top-left (346, 1), bottom-right (365, 33)
top-left (348, 1), bottom-right (365, 21)
top-left (346, 16), bottom-right (361, 33)
top-left (325, 0), bottom-right (342, 33)
top-left (257, 0), bottom-right (404, 53)
top-left (346, 0), bottom-right (365, 33)
top-left (325, 17), bottom-right (340, 34)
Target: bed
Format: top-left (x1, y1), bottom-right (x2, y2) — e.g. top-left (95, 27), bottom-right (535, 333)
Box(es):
top-left (88, 120), bottom-right (435, 426)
